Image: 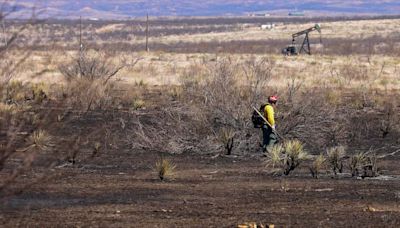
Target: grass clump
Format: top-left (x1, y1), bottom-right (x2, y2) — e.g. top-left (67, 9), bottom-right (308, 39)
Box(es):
top-left (155, 157), bottom-right (176, 181)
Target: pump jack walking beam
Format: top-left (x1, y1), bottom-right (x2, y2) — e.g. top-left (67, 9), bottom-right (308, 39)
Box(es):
top-left (291, 24), bottom-right (321, 55)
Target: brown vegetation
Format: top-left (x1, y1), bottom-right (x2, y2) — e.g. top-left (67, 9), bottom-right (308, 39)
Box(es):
top-left (1, 13), bottom-right (400, 227)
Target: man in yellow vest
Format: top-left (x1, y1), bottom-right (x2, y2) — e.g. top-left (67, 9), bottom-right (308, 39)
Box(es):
top-left (262, 95), bottom-right (278, 153)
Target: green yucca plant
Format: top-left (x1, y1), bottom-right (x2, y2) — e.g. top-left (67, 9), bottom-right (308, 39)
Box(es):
top-left (132, 98), bottom-right (145, 110)
top-left (362, 153), bottom-right (380, 178)
top-left (309, 154), bottom-right (326, 179)
top-left (135, 79), bottom-right (147, 87)
top-left (155, 157), bottom-right (176, 181)
top-left (283, 140), bottom-right (309, 175)
top-left (326, 146), bottom-right (346, 176)
top-left (264, 140), bottom-right (309, 175)
top-left (31, 83), bottom-right (47, 103)
top-left (26, 130), bottom-right (54, 153)
top-left (264, 144), bottom-right (284, 169)
top-left (92, 142), bottom-right (101, 157)
top-left (349, 152), bottom-right (367, 177)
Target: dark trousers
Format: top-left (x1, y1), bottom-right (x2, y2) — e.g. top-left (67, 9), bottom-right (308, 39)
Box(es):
top-left (262, 125), bottom-right (278, 152)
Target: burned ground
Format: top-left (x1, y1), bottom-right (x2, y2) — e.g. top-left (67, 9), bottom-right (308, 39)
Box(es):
top-left (1, 148), bottom-right (400, 227)
top-left (1, 86), bottom-right (400, 227)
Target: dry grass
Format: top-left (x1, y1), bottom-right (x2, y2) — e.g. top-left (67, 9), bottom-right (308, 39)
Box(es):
top-left (9, 48), bottom-right (400, 93)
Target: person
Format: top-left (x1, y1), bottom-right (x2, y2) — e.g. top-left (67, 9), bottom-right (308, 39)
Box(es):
top-left (262, 95), bottom-right (278, 153)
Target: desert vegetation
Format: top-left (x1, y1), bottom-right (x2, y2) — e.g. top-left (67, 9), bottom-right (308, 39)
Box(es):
top-left (1, 8), bottom-right (400, 227)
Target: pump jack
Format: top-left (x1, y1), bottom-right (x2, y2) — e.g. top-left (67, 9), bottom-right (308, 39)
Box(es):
top-left (282, 24), bottom-right (321, 55)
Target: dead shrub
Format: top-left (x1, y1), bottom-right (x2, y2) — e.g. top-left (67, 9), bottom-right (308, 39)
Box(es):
top-left (242, 57), bottom-right (274, 105)
top-left (286, 77), bottom-right (303, 103)
top-left (58, 51), bottom-right (125, 112)
top-left (379, 101), bottom-right (399, 138)
top-left (176, 57), bottom-right (275, 154)
top-left (181, 57), bottom-right (274, 128)
top-left (278, 88), bottom-right (351, 152)
top-left (60, 78), bottom-right (115, 112)
top-left (59, 50), bottom-right (124, 82)
top-left (339, 62), bottom-right (370, 82)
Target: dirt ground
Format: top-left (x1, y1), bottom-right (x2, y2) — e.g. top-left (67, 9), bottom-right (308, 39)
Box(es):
top-left (1, 148), bottom-right (400, 227)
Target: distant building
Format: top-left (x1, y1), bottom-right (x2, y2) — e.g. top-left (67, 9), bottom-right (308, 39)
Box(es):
top-left (261, 24), bottom-right (275, 30)
top-left (248, 12), bottom-right (271, 17)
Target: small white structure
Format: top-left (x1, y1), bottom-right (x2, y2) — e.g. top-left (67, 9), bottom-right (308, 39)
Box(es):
top-left (249, 13), bottom-right (271, 17)
top-left (261, 24), bottom-right (275, 30)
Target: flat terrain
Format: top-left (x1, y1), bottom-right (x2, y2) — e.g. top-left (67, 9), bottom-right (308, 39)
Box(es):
top-left (2, 150), bottom-right (400, 227)
top-left (1, 16), bottom-right (400, 227)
